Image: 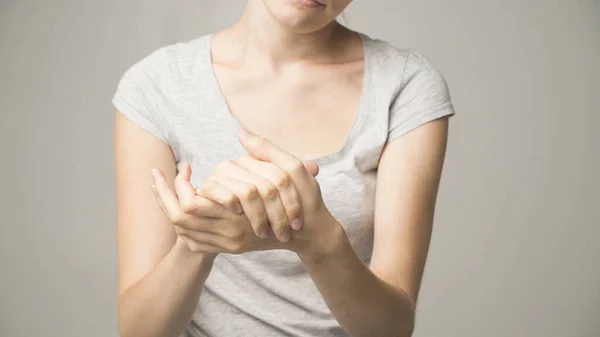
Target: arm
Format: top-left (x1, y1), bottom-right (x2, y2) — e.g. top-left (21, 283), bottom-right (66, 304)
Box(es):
top-left (114, 111), bottom-right (215, 337)
top-left (299, 118), bottom-right (450, 337)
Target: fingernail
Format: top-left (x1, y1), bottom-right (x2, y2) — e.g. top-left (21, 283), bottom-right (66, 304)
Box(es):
top-left (151, 168), bottom-right (160, 180)
top-left (259, 228), bottom-right (269, 239)
top-left (279, 231), bottom-right (290, 243)
top-left (151, 185), bottom-right (156, 195)
top-left (291, 218), bottom-right (303, 231)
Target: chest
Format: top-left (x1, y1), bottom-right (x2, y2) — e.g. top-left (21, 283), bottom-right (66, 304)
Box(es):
top-left (211, 61), bottom-right (364, 161)
top-left (167, 58), bottom-right (386, 263)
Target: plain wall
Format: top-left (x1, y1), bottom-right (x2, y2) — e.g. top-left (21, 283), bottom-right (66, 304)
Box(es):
top-left (0, 1), bottom-right (598, 336)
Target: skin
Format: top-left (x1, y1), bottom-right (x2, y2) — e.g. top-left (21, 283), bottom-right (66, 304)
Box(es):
top-left (115, 1), bottom-right (450, 337)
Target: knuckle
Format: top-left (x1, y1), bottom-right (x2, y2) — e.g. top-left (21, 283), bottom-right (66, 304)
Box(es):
top-left (276, 173), bottom-right (292, 188)
top-left (227, 240), bottom-right (245, 254)
top-left (253, 138), bottom-right (270, 155)
top-left (224, 196), bottom-right (239, 209)
top-left (286, 204), bottom-right (303, 220)
top-left (240, 184), bottom-right (259, 201)
top-left (258, 216), bottom-right (270, 229)
top-left (225, 227), bottom-right (244, 241)
top-left (261, 183), bottom-right (279, 200)
top-left (273, 217), bottom-right (289, 230)
top-left (180, 199), bottom-right (195, 214)
top-left (256, 138), bottom-right (269, 150)
top-left (285, 159), bottom-right (305, 175)
top-left (250, 215), bottom-right (269, 231)
top-left (171, 212), bottom-right (187, 226)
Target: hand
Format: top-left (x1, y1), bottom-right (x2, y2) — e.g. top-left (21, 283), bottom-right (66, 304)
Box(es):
top-left (203, 127), bottom-right (346, 260)
top-left (197, 155), bottom-right (319, 243)
top-left (150, 164), bottom-right (282, 255)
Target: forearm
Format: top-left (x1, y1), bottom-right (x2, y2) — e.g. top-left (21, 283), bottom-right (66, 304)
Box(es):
top-left (118, 238), bottom-right (216, 337)
top-left (299, 229), bottom-right (415, 337)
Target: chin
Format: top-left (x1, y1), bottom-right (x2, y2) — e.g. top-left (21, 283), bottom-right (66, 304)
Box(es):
top-left (264, 0), bottom-right (349, 33)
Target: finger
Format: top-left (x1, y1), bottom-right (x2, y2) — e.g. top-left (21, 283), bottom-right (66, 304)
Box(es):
top-left (237, 128), bottom-right (301, 171)
top-left (169, 163), bottom-right (233, 218)
top-left (172, 212), bottom-right (231, 235)
top-left (176, 226), bottom-right (228, 248)
top-left (174, 163), bottom-right (196, 204)
top-left (176, 226), bottom-right (247, 254)
top-left (198, 178), bottom-right (243, 214)
top-left (236, 155), bottom-right (304, 231)
top-left (151, 168), bottom-right (183, 221)
top-left (151, 184), bottom-right (166, 214)
top-left (152, 169), bottom-right (227, 219)
top-left (303, 160), bottom-right (319, 177)
top-left (209, 175), bottom-right (274, 241)
top-left (215, 160), bottom-right (291, 242)
top-left (178, 196), bottom-right (231, 221)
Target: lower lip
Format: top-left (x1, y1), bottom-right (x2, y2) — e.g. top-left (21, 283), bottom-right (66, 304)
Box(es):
top-left (293, 0), bottom-right (325, 9)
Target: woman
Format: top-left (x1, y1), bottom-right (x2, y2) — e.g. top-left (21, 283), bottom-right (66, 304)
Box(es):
top-left (113, 0), bottom-right (454, 336)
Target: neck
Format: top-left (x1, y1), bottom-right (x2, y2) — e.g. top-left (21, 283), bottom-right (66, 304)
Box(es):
top-left (232, 0), bottom-right (344, 66)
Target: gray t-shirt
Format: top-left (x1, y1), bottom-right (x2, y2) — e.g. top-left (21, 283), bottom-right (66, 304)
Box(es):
top-left (112, 32), bottom-right (455, 337)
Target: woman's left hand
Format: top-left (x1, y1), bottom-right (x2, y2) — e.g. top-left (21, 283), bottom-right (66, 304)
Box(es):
top-left (200, 128), bottom-right (346, 260)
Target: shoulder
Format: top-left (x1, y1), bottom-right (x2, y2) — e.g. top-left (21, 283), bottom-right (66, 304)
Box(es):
top-left (363, 34), bottom-right (447, 87)
top-left (358, 34), bottom-right (454, 142)
top-left (112, 35), bottom-right (212, 144)
top-left (119, 35), bottom-right (210, 86)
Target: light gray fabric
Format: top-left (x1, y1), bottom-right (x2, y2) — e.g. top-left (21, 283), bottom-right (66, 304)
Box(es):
top-left (112, 32), bottom-right (454, 337)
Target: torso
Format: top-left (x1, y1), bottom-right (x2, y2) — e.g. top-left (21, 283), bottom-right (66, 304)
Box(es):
top-left (121, 32), bottom-right (424, 336)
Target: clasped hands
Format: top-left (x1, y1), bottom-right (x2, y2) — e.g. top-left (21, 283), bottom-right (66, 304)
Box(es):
top-left (151, 128), bottom-right (343, 260)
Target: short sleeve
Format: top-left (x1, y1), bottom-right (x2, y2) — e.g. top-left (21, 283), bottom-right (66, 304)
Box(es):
top-left (112, 49), bottom-right (169, 144)
top-left (388, 50), bottom-right (455, 142)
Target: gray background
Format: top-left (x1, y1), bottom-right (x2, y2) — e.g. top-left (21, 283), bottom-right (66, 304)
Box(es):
top-left (1, 0), bottom-right (599, 336)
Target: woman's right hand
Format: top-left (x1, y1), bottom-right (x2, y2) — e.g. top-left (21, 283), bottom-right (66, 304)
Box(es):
top-left (196, 155), bottom-right (319, 243)
top-left (151, 164), bottom-right (282, 255)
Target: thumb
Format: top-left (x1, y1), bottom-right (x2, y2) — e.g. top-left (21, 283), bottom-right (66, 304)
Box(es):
top-left (303, 160), bottom-right (319, 177)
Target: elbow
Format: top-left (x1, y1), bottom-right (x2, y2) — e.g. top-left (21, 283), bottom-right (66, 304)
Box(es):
top-left (397, 291), bottom-right (416, 337)
top-left (402, 299), bottom-right (416, 337)
top-left (393, 316), bottom-right (415, 337)
top-left (385, 320), bottom-right (414, 337)
top-left (392, 299), bottom-right (416, 337)
top-left (401, 320), bottom-right (415, 337)
top-left (359, 311), bottom-right (414, 337)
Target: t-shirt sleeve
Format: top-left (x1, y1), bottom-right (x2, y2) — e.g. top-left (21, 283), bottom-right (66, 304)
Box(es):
top-left (387, 50), bottom-right (455, 142)
top-left (112, 49), bottom-right (169, 144)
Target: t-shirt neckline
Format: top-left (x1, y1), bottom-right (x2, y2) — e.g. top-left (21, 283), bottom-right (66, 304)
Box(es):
top-left (203, 31), bottom-right (372, 166)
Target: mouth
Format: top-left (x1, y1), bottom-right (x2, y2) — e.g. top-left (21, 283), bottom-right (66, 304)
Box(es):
top-left (293, 0), bottom-right (326, 9)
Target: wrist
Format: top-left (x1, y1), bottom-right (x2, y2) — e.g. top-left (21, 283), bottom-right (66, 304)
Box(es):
top-left (174, 236), bottom-right (218, 265)
top-left (298, 215), bottom-right (350, 265)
